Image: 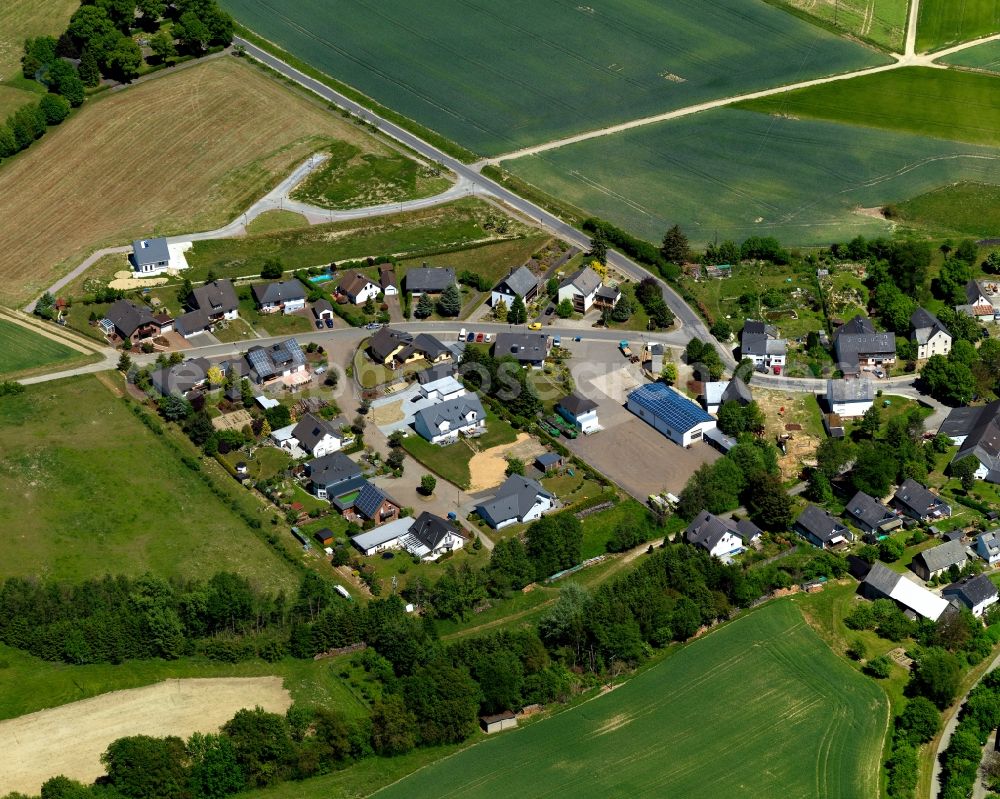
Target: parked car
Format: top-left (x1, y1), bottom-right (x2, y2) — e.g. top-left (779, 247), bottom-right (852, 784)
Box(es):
top-left (365, 322), bottom-right (382, 330)
top-left (545, 306), bottom-right (554, 315)
top-left (475, 333), bottom-right (484, 343)
top-left (484, 333), bottom-right (493, 342)
top-left (325, 318), bottom-right (335, 329)
top-left (528, 322), bottom-right (542, 330)
top-left (315, 320), bottom-right (324, 329)
top-left (466, 332), bottom-right (475, 342)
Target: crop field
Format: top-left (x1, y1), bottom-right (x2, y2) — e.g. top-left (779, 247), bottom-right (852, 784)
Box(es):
top-left (503, 108), bottom-right (1000, 247)
top-left (765, 0), bottom-right (909, 51)
top-left (0, 375), bottom-right (299, 591)
top-left (895, 181), bottom-right (1000, 236)
top-left (291, 140), bottom-right (451, 209)
top-left (917, 0), bottom-right (1000, 52)
top-left (941, 39), bottom-right (1000, 73)
top-left (376, 600), bottom-right (887, 799)
top-left (0, 318), bottom-right (80, 376)
top-left (0, 56), bottom-right (430, 308)
top-left (740, 67), bottom-right (1000, 148)
top-left (222, 0), bottom-right (885, 156)
top-left (0, 0), bottom-right (78, 80)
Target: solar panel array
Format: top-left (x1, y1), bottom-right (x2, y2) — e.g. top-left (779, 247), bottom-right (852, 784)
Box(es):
top-left (628, 383), bottom-right (712, 430)
top-left (355, 482), bottom-right (388, 518)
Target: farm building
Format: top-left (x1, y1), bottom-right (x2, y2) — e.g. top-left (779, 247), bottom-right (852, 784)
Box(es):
top-left (910, 308), bottom-right (951, 360)
top-left (685, 510), bottom-right (761, 558)
top-left (832, 314), bottom-right (895, 376)
top-left (475, 475), bottom-right (554, 530)
top-left (252, 279), bottom-right (307, 314)
top-left (825, 378), bottom-right (873, 418)
top-left (892, 479), bottom-right (952, 521)
top-left (493, 332), bottom-right (552, 366)
top-left (977, 530), bottom-right (1000, 566)
top-left (911, 539), bottom-right (969, 581)
top-left (557, 266), bottom-right (602, 313)
top-left (412, 393), bottom-right (486, 445)
top-left (939, 400), bottom-right (1000, 483)
top-left (794, 504), bottom-right (852, 549)
top-left (491, 265), bottom-right (538, 307)
top-left (844, 491), bottom-right (902, 540)
top-left (861, 562), bottom-right (949, 621)
top-left (405, 266), bottom-right (456, 295)
top-left (556, 393), bottom-right (599, 433)
top-left (626, 383), bottom-right (716, 447)
top-left (480, 711), bottom-right (518, 734)
top-left (943, 574), bottom-right (999, 617)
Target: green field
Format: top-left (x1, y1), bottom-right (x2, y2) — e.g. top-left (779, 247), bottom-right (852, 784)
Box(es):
top-left (764, 0), bottom-right (909, 51)
top-left (917, 0), bottom-right (1000, 52)
top-left (375, 600), bottom-right (887, 799)
top-left (222, 0), bottom-right (885, 155)
top-left (740, 67), bottom-right (1000, 148)
top-left (0, 0), bottom-right (78, 80)
top-left (941, 38), bottom-right (1000, 73)
top-left (503, 107), bottom-right (1000, 246)
top-left (0, 83), bottom-right (38, 119)
top-left (291, 140), bottom-right (451, 209)
top-left (895, 181), bottom-right (1000, 236)
top-left (0, 319), bottom-right (80, 377)
top-left (0, 375), bottom-right (299, 591)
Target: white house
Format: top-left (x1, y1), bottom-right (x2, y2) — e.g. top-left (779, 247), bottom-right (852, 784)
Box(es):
top-left (412, 393), bottom-right (485, 444)
top-left (475, 475), bottom-right (554, 530)
top-left (379, 263), bottom-right (398, 296)
top-left (626, 383), bottom-right (716, 447)
top-left (556, 393), bottom-right (599, 433)
top-left (910, 308), bottom-right (952, 360)
top-left (337, 270), bottom-right (381, 305)
top-left (685, 510), bottom-right (761, 558)
top-left (131, 237), bottom-right (171, 274)
top-left (939, 401), bottom-right (1000, 482)
top-left (399, 512), bottom-right (466, 560)
top-left (350, 516), bottom-right (415, 556)
top-left (418, 374), bottom-right (466, 403)
top-left (825, 378), bottom-right (873, 418)
top-left (956, 279), bottom-right (1000, 320)
top-left (492, 265), bottom-right (538, 308)
top-left (252, 280), bottom-right (307, 315)
top-left (943, 574), bottom-right (999, 618)
top-left (557, 266), bottom-right (601, 313)
top-left (740, 320), bottom-right (786, 370)
top-left (703, 377), bottom-right (752, 415)
top-left (978, 530), bottom-right (1000, 566)
top-left (291, 413), bottom-right (344, 458)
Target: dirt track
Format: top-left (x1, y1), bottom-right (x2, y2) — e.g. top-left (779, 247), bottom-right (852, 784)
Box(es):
top-left (0, 677), bottom-right (291, 796)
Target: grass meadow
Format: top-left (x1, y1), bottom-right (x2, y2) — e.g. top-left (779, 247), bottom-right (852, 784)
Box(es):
top-left (503, 107), bottom-right (1000, 247)
top-left (0, 83), bottom-right (40, 119)
top-left (0, 375), bottom-right (299, 591)
top-left (917, 0), bottom-right (1000, 52)
top-left (740, 67), bottom-right (1000, 148)
top-left (941, 39), bottom-right (1000, 73)
top-left (0, 319), bottom-right (81, 377)
top-left (764, 0), bottom-right (909, 51)
top-left (0, 56), bottom-right (432, 307)
top-left (221, 0), bottom-right (885, 156)
top-left (896, 181), bottom-right (1000, 236)
top-left (374, 600), bottom-right (887, 799)
top-left (0, 0), bottom-right (77, 80)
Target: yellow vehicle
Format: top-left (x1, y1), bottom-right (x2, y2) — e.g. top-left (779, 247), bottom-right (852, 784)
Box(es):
top-left (528, 322), bottom-right (542, 330)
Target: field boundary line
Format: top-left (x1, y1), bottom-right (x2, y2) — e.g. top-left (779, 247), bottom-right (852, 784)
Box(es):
top-left (0, 307), bottom-right (103, 356)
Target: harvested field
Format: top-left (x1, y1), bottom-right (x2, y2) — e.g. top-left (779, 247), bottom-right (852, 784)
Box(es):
top-left (0, 0), bottom-right (77, 80)
top-left (468, 433), bottom-right (546, 492)
top-left (0, 677), bottom-right (291, 796)
top-left (0, 56), bottom-right (428, 307)
top-left (764, 0), bottom-right (908, 51)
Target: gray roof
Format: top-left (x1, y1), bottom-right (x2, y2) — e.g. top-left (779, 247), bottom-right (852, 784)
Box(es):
top-left (312, 298), bottom-right (334, 317)
top-left (418, 362), bottom-right (457, 384)
top-left (475, 475), bottom-right (553, 526)
top-left (943, 574), bottom-right (998, 608)
top-left (246, 338), bottom-right (306, 381)
top-left (742, 320), bottom-right (778, 339)
top-left (413, 393), bottom-right (484, 430)
top-left (894, 478), bottom-right (949, 517)
top-left (863, 561), bottom-right (902, 596)
top-left (369, 326), bottom-right (412, 361)
top-left (174, 308), bottom-right (211, 336)
top-left (740, 332), bottom-right (787, 357)
top-left (406, 267), bottom-right (455, 293)
top-left (292, 413), bottom-right (339, 451)
top-left (496, 265), bottom-right (537, 298)
top-left (557, 393), bottom-right (598, 416)
top-left (721, 376), bottom-right (752, 405)
top-left (536, 452), bottom-right (563, 468)
top-left (150, 357), bottom-right (210, 397)
top-left (834, 314), bottom-right (896, 363)
top-left (826, 378), bottom-right (874, 404)
top-left (560, 266), bottom-right (601, 297)
top-left (910, 307), bottom-right (950, 345)
top-left (795, 504), bottom-right (849, 544)
top-left (950, 401), bottom-right (1000, 472)
top-left (191, 279), bottom-right (238, 315)
top-left (354, 482), bottom-right (395, 519)
top-left (132, 237), bottom-right (170, 267)
top-left (412, 333), bottom-right (451, 361)
top-left (916, 539), bottom-right (968, 573)
top-left (979, 530), bottom-right (1000, 558)
top-left (252, 279), bottom-right (306, 306)
top-left (685, 510), bottom-right (761, 553)
top-left (104, 299), bottom-right (157, 338)
top-left (845, 491), bottom-right (896, 529)
top-left (494, 332), bottom-right (551, 363)
top-left (408, 511), bottom-right (461, 550)
top-left (939, 405), bottom-right (988, 439)
top-left (596, 284), bottom-right (621, 300)
top-left (966, 279), bottom-right (989, 305)
top-left (306, 452), bottom-right (362, 490)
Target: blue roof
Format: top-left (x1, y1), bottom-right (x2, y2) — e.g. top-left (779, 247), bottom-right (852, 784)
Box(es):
top-left (628, 383), bottom-right (712, 431)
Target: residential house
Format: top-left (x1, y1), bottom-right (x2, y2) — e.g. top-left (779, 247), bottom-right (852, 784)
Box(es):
top-left (556, 393), bottom-right (600, 433)
top-left (369, 327), bottom-right (451, 368)
top-left (594, 284), bottom-right (621, 311)
top-left (150, 357), bottom-right (210, 397)
top-left (844, 490), bottom-right (903, 540)
top-left (535, 452), bottom-right (565, 473)
top-left (245, 338), bottom-right (308, 385)
top-left (943, 574), bottom-right (999, 617)
top-left (337, 481), bottom-right (400, 524)
top-left (100, 299), bottom-right (172, 343)
top-left (291, 413), bottom-right (344, 458)
top-left (405, 266), bottom-right (456, 296)
top-left (825, 378), bottom-right (874, 418)
top-left (337, 270), bottom-right (380, 305)
top-left (557, 266), bottom-right (602, 313)
top-left (493, 332), bottom-right (552, 367)
top-left (892, 478), bottom-right (953, 521)
top-left (369, 327), bottom-right (413, 365)
top-left (417, 362), bottom-right (457, 385)
top-left (399, 512), bottom-right (466, 560)
top-left (412, 393), bottom-right (486, 444)
top-left (740, 320), bottom-right (787, 371)
top-left (475, 474), bottom-right (554, 530)
top-left (861, 562), bottom-right (949, 621)
top-left (793, 504), bottom-right (853, 549)
top-left (956, 279), bottom-right (1000, 320)
top-left (131, 237), bottom-right (172, 274)
top-left (378, 263), bottom-right (398, 296)
top-left (350, 516), bottom-right (415, 556)
top-left (685, 510), bottom-right (762, 558)
top-left (911, 538), bottom-right (969, 581)
top-left (626, 382), bottom-right (716, 447)
top-left (407, 333), bottom-right (452, 364)
top-left (939, 401), bottom-right (1000, 482)
top-left (417, 374), bottom-right (466, 403)
top-left (491, 265), bottom-right (538, 308)
top-left (910, 308), bottom-right (952, 360)
top-left (312, 299), bottom-right (335, 322)
top-left (252, 279), bottom-right (307, 315)
top-left (833, 314), bottom-right (896, 376)
top-left (175, 279), bottom-right (239, 338)
top-left (977, 530), bottom-right (1000, 566)
top-left (703, 377), bottom-right (752, 415)
top-left (305, 452), bottom-right (363, 500)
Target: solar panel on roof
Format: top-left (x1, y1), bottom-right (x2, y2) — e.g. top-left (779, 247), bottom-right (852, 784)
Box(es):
top-left (628, 384), bottom-right (712, 431)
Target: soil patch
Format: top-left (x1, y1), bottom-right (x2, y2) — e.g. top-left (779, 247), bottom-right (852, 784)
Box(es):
top-left (468, 433), bottom-right (545, 492)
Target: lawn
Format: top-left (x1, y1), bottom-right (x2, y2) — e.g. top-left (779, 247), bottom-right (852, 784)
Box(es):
top-left (237, 295), bottom-right (313, 337)
top-left (739, 67), bottom-right (1000, 149)
top-left (0, 375), bottom-right (299, 592)
top-left (895, 181), bottom-right (1000, 237)
top-left (0, 0), bottom-right (77, 80)
top-left (941, 39), bottom-right (1000, 73)
top-left (578, 498), bottom-right (657, 559)
top-left (0, 84), bottom-right (38, 119)
top-left (376, 600), bottom-right (887, 799)
top-left (763, 0), bottom-right (909, 51)
top-left (503, 106), bottom-right (1000, 247)
top-left (401, 411), bottom-right (518, 489)
top-left (291, 139), bottom-right (451, 209)
top-left (184, 199), bottom-right (531, 282)
top-left (917, 0), bottom-right (1000, 52)
top-left (0, 318), bottom-right (82, 377)
top-left (245, 210), bottom-right (310, 235)
top-left (0, 56), bottom-right (434, 307)
top-left (222, 0), bottom-right (885, 156)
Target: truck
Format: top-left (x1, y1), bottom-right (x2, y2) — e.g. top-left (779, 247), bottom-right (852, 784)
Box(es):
top-left (619, 340), bottom-right (632, 358)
